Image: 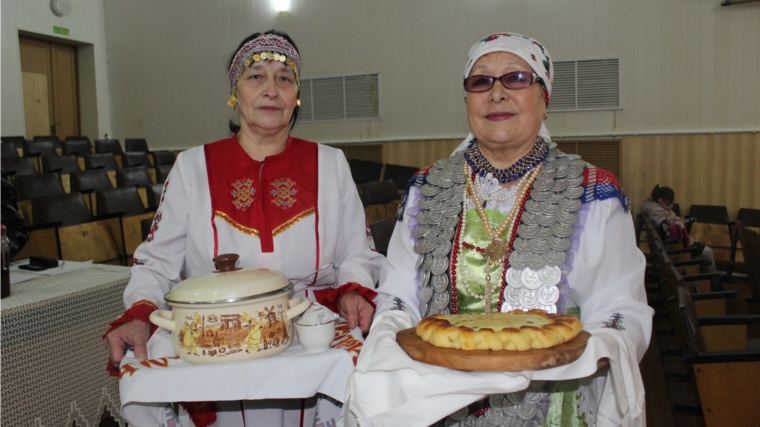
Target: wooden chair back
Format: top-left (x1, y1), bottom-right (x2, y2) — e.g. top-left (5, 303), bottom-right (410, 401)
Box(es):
top-left (736, 221), bottom-right (760, 301)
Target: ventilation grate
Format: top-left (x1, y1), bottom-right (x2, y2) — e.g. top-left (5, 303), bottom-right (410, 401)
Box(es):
top-left (548, 58), bottom-right (620, 112)
top-left (300, 73), bottom-right (380, 122)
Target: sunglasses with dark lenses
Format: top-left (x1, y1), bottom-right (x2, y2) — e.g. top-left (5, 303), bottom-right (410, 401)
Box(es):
top-left (463, 71), bottom-right (543, 92)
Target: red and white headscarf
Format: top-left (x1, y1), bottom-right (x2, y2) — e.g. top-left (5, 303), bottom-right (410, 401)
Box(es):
top-left (454, 32), bottom-right (554, 154)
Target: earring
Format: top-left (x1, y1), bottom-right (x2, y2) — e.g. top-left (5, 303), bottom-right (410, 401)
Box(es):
top-left (228, 92), bottom-right (237, 108)
top-left (543, 114), bottom-right (547, 120)
top-left (296, 99), bottom-right (301, 107)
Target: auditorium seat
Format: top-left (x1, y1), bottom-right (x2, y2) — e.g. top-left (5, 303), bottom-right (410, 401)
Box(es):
top-left (23, 140), bottom-right (57, 158)
top-left (1, 142), bottom-right (20, 158)
top-left (736, 221), bottom-right (760, 303)
top-left (14, 173), bottom-right (65, 201)
top-left (687, 205), bottom-right (732, 266)
top-left (33, 135), bottom-right (62, 150)
top-left (32, 192), bottom-right (91, 227)
top-left (152, 151), bottom-right (176, 165)
top-left (382, 163), bottom-right (419, 190)
top-left (370, 217), bottom-right (395, 257)
top-left (84, 153), bottom-right (120, 171)
top-left (96, 186), bottom-right (156, 261)
top-left (155, 164), bottom-right (172, 183)
top-left (124, 138), bottom-right (149, 153)
top-left (1, 157), bottom-right (38, 179)
top-left (146, 183), bottom-right (164, 209)
top-left (141, 217), bottom-right (155, 241)
top-left (70, 170), bottom-right (114, 193)
top-left (676, 285), bottom-right (760, 427)
top-left (95, 139), bottom-right (123, 155)
top-left (122, 152), bottom-right (152, 168)
top-left (349, 158), bottom-right (383, 184)
top-left (63, 139), bottom-right (93, 156)
top-left (730, 209), bottom-right (760, 270)
top-left (41, 155), bottom-right (80, 175)
top-left (27, 192), bottom-right (121, 263)
top-left (116, 167), bottom-right (153, 188)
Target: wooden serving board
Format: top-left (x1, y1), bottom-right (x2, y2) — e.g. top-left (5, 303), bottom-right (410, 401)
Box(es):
top-left (397, 328), bottom-right (590, 372)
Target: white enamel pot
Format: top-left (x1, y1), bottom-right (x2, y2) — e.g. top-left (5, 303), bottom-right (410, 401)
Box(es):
top-left (149, 253), bottom-right (310, 364)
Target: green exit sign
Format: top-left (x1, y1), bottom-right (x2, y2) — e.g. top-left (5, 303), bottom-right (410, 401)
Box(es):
top-left (53, 26), bottom-right (69, 36)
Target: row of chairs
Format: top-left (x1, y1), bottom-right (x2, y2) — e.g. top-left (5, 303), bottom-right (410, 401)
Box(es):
top-left (16, 185), bottom-right (160, 265)
top-left (643, 217), bottom-right (760, 426)
top-left (358, 180), bottom-right (401, 226)
top-left (1, 135), bottom-right (168, 157)
top-left (348, 158), bottom-right (419, 190)
top-left (638, 205), bottom-right (760, 277)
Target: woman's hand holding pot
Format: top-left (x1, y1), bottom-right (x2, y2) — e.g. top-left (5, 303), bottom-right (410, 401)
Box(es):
top-left (104, 319), bottom-right (150, 369)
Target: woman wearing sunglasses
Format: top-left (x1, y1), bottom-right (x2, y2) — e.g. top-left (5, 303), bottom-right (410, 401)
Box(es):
top-left (348, 33), bottom-right (652, 426)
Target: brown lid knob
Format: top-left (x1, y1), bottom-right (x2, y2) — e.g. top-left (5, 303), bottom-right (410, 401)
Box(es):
top-left (213, 253), bottom-right (241, 273)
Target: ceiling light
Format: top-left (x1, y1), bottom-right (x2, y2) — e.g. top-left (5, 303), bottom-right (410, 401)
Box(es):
top-left (272, 0), bottom-right (290, 13)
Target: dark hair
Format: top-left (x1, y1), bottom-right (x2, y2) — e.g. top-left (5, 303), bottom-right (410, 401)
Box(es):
top-left (227, 29), bottom-right (301, 134)
top-left (651, 185), bottom-right (675, 204)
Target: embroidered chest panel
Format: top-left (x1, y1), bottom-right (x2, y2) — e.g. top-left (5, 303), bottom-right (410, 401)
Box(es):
top-left (204, 137), bottom-right (318, 241)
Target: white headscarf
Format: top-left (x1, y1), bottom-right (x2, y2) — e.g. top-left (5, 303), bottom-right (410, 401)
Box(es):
top-left (453, 32), bottom-right (554, 155)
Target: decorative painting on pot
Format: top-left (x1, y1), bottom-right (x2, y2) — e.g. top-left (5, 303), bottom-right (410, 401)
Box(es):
top-left (177, 304), bottom-right (291, 358)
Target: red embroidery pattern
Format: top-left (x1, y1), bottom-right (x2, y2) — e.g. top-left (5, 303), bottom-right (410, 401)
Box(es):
top-left (366, 219), bottom-right (376, 251)
top-left (146, 211), bottom-right (163, 242)
top-left (271, 178), bottom-right (297, 209)
top-left (231, 178), bottom-right (256, 210)
top-left (160, 178), bottom-right (169, 204)
top-left (330, 321), bottom-right (364, 365)
top-left (119, 356), bottom-right (180, 379)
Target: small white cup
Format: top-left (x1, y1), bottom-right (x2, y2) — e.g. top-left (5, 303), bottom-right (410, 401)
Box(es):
top-left (295, 322), bottom-right (336, 353)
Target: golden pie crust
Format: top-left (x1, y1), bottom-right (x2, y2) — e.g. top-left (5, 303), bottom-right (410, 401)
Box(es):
top-left (416, 309), bottom-right (583, 351)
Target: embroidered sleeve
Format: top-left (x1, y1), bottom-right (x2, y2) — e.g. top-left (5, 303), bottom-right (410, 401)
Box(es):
top-left (581, 166), bottom-right (629, 212)
top-left (390, 297), bottom-right (407, 311)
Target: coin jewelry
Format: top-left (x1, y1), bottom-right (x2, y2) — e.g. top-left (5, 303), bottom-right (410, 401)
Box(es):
top-left (465, 163), bottom-right (540, 268)
top-left (464, 137), bottom-right (549, 183)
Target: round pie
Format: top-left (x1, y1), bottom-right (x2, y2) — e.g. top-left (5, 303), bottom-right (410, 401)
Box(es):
top-left (416, 309), bottom-right (583, 351)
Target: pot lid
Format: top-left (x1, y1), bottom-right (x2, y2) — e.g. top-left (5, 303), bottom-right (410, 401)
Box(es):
top-left (296, 302), bottom-right (340, 326)
top-left (164, 254), bottom-right (291, 304)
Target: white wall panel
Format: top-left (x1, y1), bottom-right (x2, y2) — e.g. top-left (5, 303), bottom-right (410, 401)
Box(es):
top-left (95, 0), bottom-right (759, 149)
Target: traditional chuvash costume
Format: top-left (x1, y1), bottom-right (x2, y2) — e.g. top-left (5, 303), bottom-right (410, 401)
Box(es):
top-left (353, 33), bottom-right (652, 427)
top-left (106, 33), bottom-right (382, 427)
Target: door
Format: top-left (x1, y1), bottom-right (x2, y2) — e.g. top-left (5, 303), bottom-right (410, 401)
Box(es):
top-left (19, 36), bottom-right (80, 140)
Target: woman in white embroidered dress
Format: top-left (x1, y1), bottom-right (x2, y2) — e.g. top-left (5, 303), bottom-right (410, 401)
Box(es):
top-left (349, 33), bottom-right (653, 427)
top-left (103, 30), bottom-right (383, 427)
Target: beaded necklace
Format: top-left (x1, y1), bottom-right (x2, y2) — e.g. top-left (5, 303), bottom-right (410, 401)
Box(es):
top-left (464, 136), bottom-right (548, 184)
top-left (454, 164), bottom-right (539, 313)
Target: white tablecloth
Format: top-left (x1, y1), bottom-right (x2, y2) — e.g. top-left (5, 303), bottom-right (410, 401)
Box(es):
top-left (345, 311), bottom-right (645, 427)
top-left (120, 323), bottom-right (362, 427)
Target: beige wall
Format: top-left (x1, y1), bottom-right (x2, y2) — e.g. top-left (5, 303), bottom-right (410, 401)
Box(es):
top-left (621, 133), bottom-right (760, 219)
top-left (100, 0), bottom-right (760, 150)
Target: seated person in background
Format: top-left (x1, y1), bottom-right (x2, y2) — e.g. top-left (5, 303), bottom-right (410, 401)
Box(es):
top-left (641, 184), bottom-right (716, 272)
top-left (1, 173), bottom-right (28, 258)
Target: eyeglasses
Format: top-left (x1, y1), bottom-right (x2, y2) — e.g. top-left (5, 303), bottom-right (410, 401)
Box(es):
top-left (463, 71), bottom-right (543, 92)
